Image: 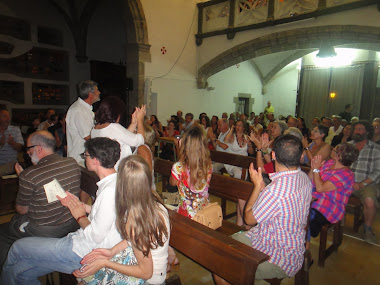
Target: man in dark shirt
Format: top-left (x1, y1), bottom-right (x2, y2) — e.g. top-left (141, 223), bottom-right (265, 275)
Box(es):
top-left (0, 131), bottom-right (81, 269)
top-left (339, 104), bottom-right (353, 122)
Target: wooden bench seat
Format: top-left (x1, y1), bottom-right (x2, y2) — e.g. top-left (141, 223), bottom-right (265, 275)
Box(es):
top-left (155, 157), bottom-right (310, 285)
top-left (169, 209), bottom-right (269, 284)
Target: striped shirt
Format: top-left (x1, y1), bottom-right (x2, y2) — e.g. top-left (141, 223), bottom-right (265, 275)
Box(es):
top-left (0, 125), bottom-right (24, 164)
top-left (16, 154), bottom-right (81, 226)
top-left (312, 160), bottom-right (354, 223)
top-left (246, 168), bottom-right (312, 276)
top-left (350, 140), bottom-right (380, 183)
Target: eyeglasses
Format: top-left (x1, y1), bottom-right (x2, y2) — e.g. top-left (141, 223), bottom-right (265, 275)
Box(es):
top-left (80, 152), bottom-right (91, 159)
top-left (26, 145), bottom-right (38, 151)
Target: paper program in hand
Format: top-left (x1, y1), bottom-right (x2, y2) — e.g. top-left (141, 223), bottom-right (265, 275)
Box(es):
top-left (43, 179), bottom-right (67, 203)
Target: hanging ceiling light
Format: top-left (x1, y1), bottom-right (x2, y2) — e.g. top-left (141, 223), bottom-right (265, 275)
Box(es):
top-left (316, 45), bottom-right (337, 58)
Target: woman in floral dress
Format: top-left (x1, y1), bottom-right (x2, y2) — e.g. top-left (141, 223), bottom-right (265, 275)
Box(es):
top-left (169, 124), bottom-right (213, 218)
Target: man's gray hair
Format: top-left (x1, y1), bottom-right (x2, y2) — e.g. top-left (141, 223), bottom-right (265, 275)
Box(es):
top-left (30, 131), bottom-right (56, 151)
top-left (78, 80), bottom-right (98, 100)
top-left (276, 120), bottom-right (289, 134)
top-left (284, 127), bottom-right (303, 142)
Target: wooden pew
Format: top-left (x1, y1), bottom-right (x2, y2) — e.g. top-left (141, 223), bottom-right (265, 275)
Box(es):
top-left (155, 157), bottom-right (311, 285)
top-left (210, 150), bottom-right (256, 180)
top-left (169, 209), bottom-right (269, 284)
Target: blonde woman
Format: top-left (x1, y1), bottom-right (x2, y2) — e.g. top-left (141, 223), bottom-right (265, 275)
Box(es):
top-left (169, 124), bottom-right (213, 218)
top-left (74, 156), bottom-right (170, 285)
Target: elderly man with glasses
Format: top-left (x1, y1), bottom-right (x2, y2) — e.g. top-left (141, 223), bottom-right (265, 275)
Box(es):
top-left (0, 130), bottom-right (81, 271)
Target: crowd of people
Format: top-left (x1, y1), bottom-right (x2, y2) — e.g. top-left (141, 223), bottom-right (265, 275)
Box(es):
top-left (0, 80), bottom-right (379, 283)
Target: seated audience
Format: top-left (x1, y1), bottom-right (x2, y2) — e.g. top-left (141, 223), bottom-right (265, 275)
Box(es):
top-left (160, 120), bottom-right (180, 161)
top-left (26, 117), bottom-right (40, 137)
top-left (372, 118), bottom-right (380, 144)
top-left (90, 96), bottom-right (145, 170)
top-left (74, 156), bottom-right (170, 285)
top-left (221, 112), bottom-right (228, 119)
top-left (180, 113), bottom-right (194, 134)
top-left (200, 115), bottom-right (214, 148)
top-left (308, 143), bottom-right (358, 239)
top-left (351, 116), bottom-right (359, 124)
top-left (297, 117), bottom-right (309, 138)
top-left (150, 115), bottom-right (163, 137)
top-left (211, 115), bottom-right (219, 136)
top-left (331, 123), bottom-right (352, 147)
top-left (251, 116), bottom-right (263, 136)
top-left (224, 120), bottom-right (254, 226)
top-left (322, 117), bottom-right (333, 128)
top-left (214, 135), bottom-right (312, 284)
top-left (325, 115), bottom-right (343, 144)
top-left (176, 110), bottom-right (185, 124)
top-left (251, 127), bottom-right (303, 175)
top-left (210, 118), bottom-right (230, 173)
top-left (263, 112), bottom-right (275, 128)
top-left (311, 117), bottom-right (320, 129)
top-left (287, 116), bottom-right (298, 128)
top-left (0, 110), bottom-right (24, 176)
top-left (1, 138), bottom-right (122, 284)
top-left (54, 114), bottom-right (67, 157)
top-left (37, 108), bottom-right (55, 130)
top-left (301, 125), bottom-right (331, 166)
top-left (350, 121), bottom-right (380, 243)
top-left (0, 130), bottom-right (80, 269)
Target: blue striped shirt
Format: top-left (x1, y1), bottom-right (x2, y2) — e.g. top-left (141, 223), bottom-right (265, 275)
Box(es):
top-left (0, 125), bottom-right (24, 164)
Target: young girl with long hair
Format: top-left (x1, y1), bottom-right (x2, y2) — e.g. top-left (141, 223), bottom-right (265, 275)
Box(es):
top-left (169, 124), bottom-right (213, 218)
top-left (74, 155), bottom-right (170, 285)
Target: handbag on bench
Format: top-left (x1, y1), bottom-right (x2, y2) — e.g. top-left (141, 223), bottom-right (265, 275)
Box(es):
top-left (192, 202), bottom-right (223, 230)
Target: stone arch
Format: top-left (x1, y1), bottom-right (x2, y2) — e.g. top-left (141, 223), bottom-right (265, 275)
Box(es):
top-left (197, 25), bottom-right (380, 88)
top-left (122, 0), bottom-right (151, 108)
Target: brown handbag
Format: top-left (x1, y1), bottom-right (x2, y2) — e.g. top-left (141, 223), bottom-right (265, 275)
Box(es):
top-left (192, 202), bottom-right (223, 230)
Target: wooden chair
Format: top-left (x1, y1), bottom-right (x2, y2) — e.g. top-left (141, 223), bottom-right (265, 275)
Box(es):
top-left (318, 220), bottom-right (343, 267)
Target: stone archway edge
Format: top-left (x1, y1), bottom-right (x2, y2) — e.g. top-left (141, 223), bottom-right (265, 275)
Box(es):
top-left (197, 25), bottom-right (380, 89)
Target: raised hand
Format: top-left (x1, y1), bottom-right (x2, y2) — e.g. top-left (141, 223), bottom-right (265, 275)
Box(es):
top-left (57, 191), bottom-right (85, 220)
top-left (249, 163), bottom-right (265, 191)
top-left (249, 131), bottom-right (261, 148)
top-left (302, 136), bottom-right (309, 148)
top-left (311, 154), bottom-right (323, 170)
top-left (14, 163), bottom-right (24, 176)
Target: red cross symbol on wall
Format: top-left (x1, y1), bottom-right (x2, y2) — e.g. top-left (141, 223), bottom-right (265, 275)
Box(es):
top-left (161, 47), bottom-right (167, 54)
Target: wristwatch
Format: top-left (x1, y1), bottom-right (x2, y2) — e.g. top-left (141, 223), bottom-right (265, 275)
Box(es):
top-left (313, 169), bottom-right (320, 173)
top-left (361, 182), bottom-right (368, 187)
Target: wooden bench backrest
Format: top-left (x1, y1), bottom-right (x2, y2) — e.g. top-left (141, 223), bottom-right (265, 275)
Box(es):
top-left (80, 166), bottom-right (99, 198)
top-left (169, 205), bottom-right (269, 284)
top-left (210, 150), bottom-right (256, 168)
top-left (154, 158), bottom-right (254, 203)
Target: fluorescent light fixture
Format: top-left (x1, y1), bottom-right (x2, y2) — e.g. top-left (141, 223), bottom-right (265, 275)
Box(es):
top-left (316, 46), bottom-right (337, 58)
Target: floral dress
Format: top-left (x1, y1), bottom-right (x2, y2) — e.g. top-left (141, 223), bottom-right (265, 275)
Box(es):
top-left (171, 162), bottom-right (212, 218)
top-left (80, 243), bottom-right (144, 285)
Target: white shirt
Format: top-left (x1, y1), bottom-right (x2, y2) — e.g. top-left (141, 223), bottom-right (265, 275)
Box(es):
top-left (70, 173), bottom-right (121, 258)
top-left (91, 123), bottom-right (144, 170)
top-left (326, 125), bottom-right (344, 145)
top-left (216, 131), bottom-right (229, 152)
top-left (147, 204), bottom-right (170, 284)
top-left (66, 98), bottom-right (94, 164)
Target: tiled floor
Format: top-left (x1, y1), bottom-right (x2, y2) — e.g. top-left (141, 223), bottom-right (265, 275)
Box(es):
top-left (1, 182), bottom-right (379, 285)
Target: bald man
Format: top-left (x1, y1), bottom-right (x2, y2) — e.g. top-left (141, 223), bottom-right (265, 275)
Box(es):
top-left (0, 131), bottom-right (81, 269)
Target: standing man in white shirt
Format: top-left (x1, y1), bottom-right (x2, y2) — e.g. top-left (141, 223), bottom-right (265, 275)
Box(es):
top-left (66, 80), bottom-right (100, 166)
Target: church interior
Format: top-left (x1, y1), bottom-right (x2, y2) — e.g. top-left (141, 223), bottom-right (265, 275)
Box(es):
top-left (0, 0), bottom-right (379, 284)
